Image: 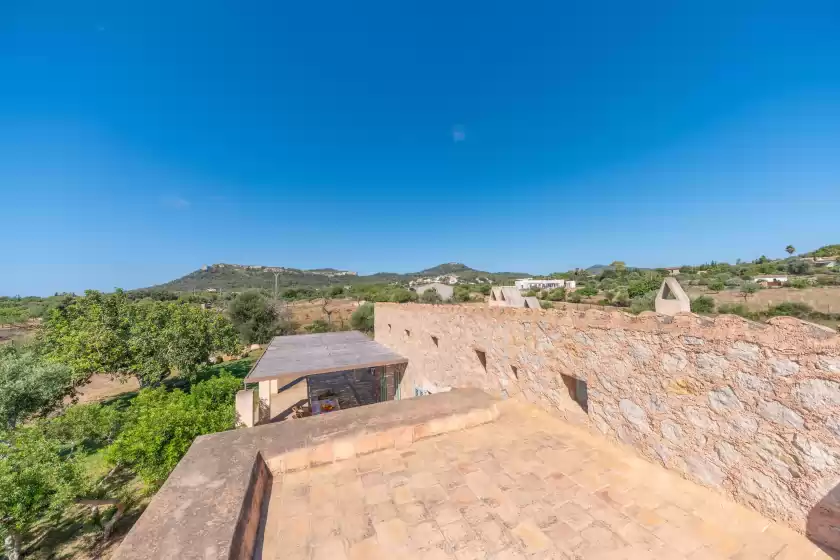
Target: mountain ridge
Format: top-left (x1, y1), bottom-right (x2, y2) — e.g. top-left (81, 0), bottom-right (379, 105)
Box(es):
top-left (148, 262), bottom-right (531, 292)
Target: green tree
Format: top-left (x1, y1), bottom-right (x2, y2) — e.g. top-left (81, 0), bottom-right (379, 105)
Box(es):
top-left (690, 296), bottom-right (716, 314)
top-left (707, 280), bottom-right (726, 292)
top-left (567, 292), bottom-right (583, 303)
top-left (739, 282), bottom-right (759, 302)
top-left (228, 291), bottom-right (279, 344)
top-left (627, 277), bottom-right (661, 298)
top-left (785, 245), bottom-right (796, 256)
top-left (786, 260), bottom-right (812, 275)
top-left (42, 290), bottom-right (133, 380)
top-left (577, 285), bottom-right (598, 297)
top-left (44, 403), bottom-right (123, 453)
top-left (545, 288), bottom-right (566, 302)
top-left (106, 372), bottom-right (240, 485)
top-left (350, 303), bottom-right (374, 333)
top-left (419, 289), bottom-right (443, 304)
top-left (0, 426), bottom-right (82, 559)
top-left (44, 292), bottom-right (241, 387)
top-left (610, 261), bottom-right (626, 273)
top-left (0, 345), bottom-right (85, 430)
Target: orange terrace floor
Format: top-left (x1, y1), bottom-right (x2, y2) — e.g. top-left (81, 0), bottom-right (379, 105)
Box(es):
top-left (256, 400), bottom-right (835, 560)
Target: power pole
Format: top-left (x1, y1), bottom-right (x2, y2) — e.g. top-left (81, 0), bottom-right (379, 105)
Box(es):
top-left (274, 272), bottom-right (281, 302)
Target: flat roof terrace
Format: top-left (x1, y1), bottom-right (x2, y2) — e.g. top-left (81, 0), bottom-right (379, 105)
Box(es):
top-left (246, 331), bottom-right (407, 387)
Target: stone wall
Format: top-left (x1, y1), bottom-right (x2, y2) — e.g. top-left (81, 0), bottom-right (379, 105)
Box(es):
top-left (374, 303), bottom-right (840, 548)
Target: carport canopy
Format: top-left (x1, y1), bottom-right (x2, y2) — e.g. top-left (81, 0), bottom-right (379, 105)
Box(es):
top-left (245, 331), bottom-right (407, 388)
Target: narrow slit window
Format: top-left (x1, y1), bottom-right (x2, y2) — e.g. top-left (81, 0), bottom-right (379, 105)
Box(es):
top-left (475, 349), bottom-right (487, 371)
top-left (405, 329), bottom-right (411, 337)
top-left (510, 365), bottom-right (518, 379)
top-left (560, 373), bottom-right (588, 413)
top-left (431, 335), bottom-right (439, 347)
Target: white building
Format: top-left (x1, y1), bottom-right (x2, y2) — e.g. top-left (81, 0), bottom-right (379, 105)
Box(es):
top-left (514, 278), bottom-right (575, 291)
top-left (753, 275), bottom-right (788, 285)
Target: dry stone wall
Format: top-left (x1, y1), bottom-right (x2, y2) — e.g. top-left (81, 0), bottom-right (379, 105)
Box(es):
top-left (374, 302), bottom-right (840, 548)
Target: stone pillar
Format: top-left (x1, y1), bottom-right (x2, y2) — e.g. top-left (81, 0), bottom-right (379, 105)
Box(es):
top-left (235, 389), bottom-right (257, 428)
top-left (258, 381), bottom-right (272, 424)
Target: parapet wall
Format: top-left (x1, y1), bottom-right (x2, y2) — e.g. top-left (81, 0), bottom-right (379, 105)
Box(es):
top-left (374, 303), bottom-right (840, 548)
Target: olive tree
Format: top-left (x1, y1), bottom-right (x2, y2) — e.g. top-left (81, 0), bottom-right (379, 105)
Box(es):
top-left (228, 291), bottom-right (280, 344)
top-left (0, 427), bottom-right (82, 559)
top-left (0, 345), bottom-right (85, 430)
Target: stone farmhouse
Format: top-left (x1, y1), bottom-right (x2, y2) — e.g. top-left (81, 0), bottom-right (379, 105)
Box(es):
top-left (113, 290), bottom-right (840, 559)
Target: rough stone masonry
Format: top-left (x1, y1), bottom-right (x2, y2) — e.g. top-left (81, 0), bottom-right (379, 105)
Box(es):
top-left (374, 302), bottom-right (840, 550)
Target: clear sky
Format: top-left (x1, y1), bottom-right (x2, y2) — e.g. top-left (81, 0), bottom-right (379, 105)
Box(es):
top-left (2, 1), bottom-right (839, 296)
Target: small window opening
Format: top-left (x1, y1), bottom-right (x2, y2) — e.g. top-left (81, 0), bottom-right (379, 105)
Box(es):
top-left (662, 284), bottom-right (677, 300)
top-left (388, 324), bottom-right (392, 332)
top-left (431, 335), bottom-right (439, 347)
top-left (510, 365), bottom-right (518, 379)
top-left (405, 329), bottom-right (411, 337)
top-left (475, 349), bottom-right (487, 371)
top-left (560, 373), bottom-right (588, 412)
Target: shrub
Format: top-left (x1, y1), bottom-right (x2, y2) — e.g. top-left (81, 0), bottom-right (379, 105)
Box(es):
top-left (45, 403), bottom-right (123, 452)
top-left (305, 319), bottom-right (332, 333)
top-left (627, 278), bottom-right (661, 298)
top-left (788, 278), bottom-right (810, 289)
top-left (707, 280), bottom-right (725, 292)
top-left (786, 260), bottom-right (812, 275)
top-left (545, 288), bottom-right (566, 302)
top-left (577, 285), bottom-right (598, 297)
top-left (816, 275), bottom-right (840, 286)
top-left (718, 303), bottom-right (755, 319)
top-left (350, 303), bottom-right (374, 333)
top-left (419, 289), bottom-right (443, 304)
top-left (612, 289), bottom-right (630, 307)
top-left (540, 301), bottom-right (554, 309)
top-left (567, 292), bottom-right (583, 303)
top-left (107, 372), bottom-right (240, 485)
top-left (765, 302), bottom-right (814, 318)
top-left (629, 291), bottom-right (656, 314)
top-left (0, 426), bottom-right (83, 557)
top-left (690, 296), bottom-right (716, 314)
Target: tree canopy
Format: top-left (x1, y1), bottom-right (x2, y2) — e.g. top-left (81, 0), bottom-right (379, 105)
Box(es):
top-left (350, 303), bottom-right (374, 333)
top-left (0, 425), bottom-right (83, 557)
top-left (227, 291), bottom-right (280, 344)
top-left (0, 345), bottom-right (85, 430)
top-left (106, 372), bottom-right (241, 484)
top-left (43, 290), bottom-right (241, 386)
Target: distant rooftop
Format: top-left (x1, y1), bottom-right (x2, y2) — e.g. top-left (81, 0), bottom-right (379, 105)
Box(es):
top-left (245, 331), bottom-right (407, 386)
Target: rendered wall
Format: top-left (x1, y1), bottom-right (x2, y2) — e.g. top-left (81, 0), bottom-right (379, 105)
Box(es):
top-left (374, 302), bottom-right (840, 548)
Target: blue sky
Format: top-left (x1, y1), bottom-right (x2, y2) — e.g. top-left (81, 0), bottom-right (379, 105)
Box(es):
top-left (2, 1), bottom-right (839, 296)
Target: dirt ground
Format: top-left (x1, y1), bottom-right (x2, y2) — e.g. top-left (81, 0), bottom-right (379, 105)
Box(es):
top-left (74, 374), bottom-right (141, 404)
top-left (287, 298), bottom-right (360, 330)
top-left (686, 286), bottom-right (840, 313)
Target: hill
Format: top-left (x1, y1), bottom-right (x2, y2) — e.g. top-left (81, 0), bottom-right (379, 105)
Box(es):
top-left (147, 262), bottom-right (530, 293)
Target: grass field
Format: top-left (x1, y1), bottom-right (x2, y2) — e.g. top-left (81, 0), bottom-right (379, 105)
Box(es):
top-left (686, 286), bottom-right (840, 314)
top-left (287, 298), bottom-right (360, 330)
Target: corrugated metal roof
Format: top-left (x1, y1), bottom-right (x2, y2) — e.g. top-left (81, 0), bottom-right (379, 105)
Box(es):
top-left (245, 331), bottom-right (407, 385)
